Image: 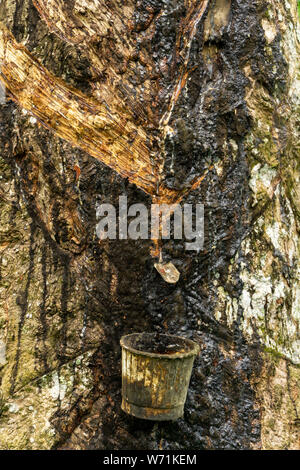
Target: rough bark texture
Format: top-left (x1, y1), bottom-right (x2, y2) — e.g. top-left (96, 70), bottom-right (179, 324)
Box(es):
top-left (0, 0), bottom-right (299, 450)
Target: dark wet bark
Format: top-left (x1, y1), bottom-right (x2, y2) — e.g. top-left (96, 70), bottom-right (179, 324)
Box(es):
top-left (0, 0), bottom-right (299, 450)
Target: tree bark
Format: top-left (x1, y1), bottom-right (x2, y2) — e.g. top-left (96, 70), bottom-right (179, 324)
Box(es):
top-left (0, 0), bottom-right (299, 450)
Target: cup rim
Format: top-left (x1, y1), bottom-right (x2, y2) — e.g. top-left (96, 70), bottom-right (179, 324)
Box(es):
top-left (120, 332), bottom-right (200, 359)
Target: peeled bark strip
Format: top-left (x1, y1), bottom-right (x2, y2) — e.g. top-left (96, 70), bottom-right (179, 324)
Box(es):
top-left (0, 0), bottom-right (299, 450)
top-left (0, 21), bottom-right (158, 197)
top-left (0, 2), bottom-right (211, 203)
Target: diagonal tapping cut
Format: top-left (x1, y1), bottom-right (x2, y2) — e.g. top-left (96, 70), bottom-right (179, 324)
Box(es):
top-left (0, 22), bottom-right (160, 197)
top-left (0, 0), bottom-right (211, 209)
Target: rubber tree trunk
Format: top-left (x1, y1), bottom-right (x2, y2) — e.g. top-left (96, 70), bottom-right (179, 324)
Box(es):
top-left (0, 0), bottom-right (299, 450)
